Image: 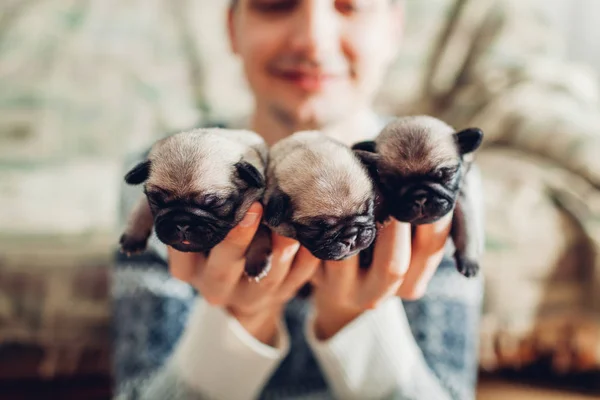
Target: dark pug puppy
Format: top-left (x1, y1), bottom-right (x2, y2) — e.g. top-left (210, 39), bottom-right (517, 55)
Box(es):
top-left (263, 130), bottom-right (377, 262)
top-left (353, 116), bottom-right (484, 277)
top-left (119, 128), bottom-right (270, 279)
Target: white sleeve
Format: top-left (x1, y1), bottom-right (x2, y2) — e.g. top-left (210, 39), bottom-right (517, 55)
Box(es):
top-left (305, 297), bottom-right (452, 400)
top-left (167, 297), bottom-right (290, 400)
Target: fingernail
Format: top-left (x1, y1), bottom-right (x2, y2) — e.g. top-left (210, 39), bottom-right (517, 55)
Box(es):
top-left (239, 212), bottom-right (260, 227)
top-left (280, 243), bottom-right (300, 262)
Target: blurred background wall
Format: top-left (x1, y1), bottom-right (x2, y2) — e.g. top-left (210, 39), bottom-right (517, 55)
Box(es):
top-left (545, 0), bottom-right (600, 74)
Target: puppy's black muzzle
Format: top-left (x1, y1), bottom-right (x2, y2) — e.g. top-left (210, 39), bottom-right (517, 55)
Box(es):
top-left (154, 208), bottom-right (233, 253)
top-left (387, 184), bottom-right (455, 224)
top-left (305, 219), bottom-right (376, 261)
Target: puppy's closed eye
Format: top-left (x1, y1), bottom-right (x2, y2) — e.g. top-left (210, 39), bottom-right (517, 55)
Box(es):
top-left (297, 224), bottom-right (323, 236)
top-left (203, 194), bottom-right (228, 209)
top-left (295, 218), bottom-right (337, 237)
top-left (432, 166), bottom-right (458, 181)
top-left (146, 196), bottom-right (163, 208)
top-left (144, 188), bottom-right (170, 207)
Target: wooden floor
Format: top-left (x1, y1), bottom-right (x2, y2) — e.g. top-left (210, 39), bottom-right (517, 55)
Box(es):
top-left (0, 376), bottom-right (599, 399)
top-left (478, 378), bottom-right (600, 399)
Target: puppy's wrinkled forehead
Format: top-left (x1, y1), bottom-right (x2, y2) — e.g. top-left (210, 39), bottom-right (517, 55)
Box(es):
top-left (146, 132), bottom-right (241, 196)
top-left (377, 117), bottom-right (459, 174)
top-left (284, 152), bottom-right (373, 220)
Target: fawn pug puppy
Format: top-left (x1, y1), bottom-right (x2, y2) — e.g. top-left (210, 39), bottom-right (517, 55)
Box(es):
top-left (263, 130), bottom-right (378, 262)
top-left (353, 116), bottom-right (484, 277)
top-left (119, 128), bottom-right (270, 279)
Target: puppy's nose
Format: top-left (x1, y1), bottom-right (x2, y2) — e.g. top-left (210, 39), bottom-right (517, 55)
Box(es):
top-left (176, 224), bottom-right (189, 233)
top-left (341, 226), bottom-right (359, 247)
top-left (341, 236), bottom-right (357, 248)
top-left (414, 197), bottom-right (427, 207)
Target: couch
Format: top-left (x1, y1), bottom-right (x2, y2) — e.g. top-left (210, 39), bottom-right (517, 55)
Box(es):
top-left (1, 0), bottom-right (600, 389)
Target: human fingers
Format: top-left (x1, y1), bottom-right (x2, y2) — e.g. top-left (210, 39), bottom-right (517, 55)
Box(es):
top-left (321, 254), bottom-right (360, 299)
top-left (361, 220), bottom-right (411, 307)
top-left (230, 233), bottom-right (299, 314)
top-left (240, 232), bottom-right (300, 292)
top-left (209, 202), bottom-right (264, 261)
top-left (167, 246), bottom-right (206, 283)
top-left (199, 202), bottom-right (263, 305)
top-left (396, 216), bottom-right (450, 299)
top-left (277, 246), bottom-right (321, 300)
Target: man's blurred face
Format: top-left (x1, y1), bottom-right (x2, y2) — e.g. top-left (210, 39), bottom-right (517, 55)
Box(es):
top-left (228, 0), bottom-right (402, 128)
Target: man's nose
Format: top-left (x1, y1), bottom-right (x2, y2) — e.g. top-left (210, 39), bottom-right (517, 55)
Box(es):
top-left (289, 1), bottom-right (340, 59)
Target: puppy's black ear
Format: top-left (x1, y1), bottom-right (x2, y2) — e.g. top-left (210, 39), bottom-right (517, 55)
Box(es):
top-left (352, 140), bottom-right (377, 153)
top-left (353, 149), bottom-right (381, 181)
top-left (235, 161), bottom-right (265, 188)
top-left (454, 128), bottom-right (483, 155)
top-left (124, 160), bottom-right (151, 185)
top-left (264, 190), bottom-right (292, 227)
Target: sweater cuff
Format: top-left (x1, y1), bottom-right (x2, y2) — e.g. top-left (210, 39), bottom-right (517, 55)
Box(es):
top-left (171, 297), bottom-right (290, 400)
top-left (305, 297), bottom-right (417, 400)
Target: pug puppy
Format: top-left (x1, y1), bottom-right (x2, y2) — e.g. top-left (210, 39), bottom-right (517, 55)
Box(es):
top-left (118, 128), bottom-right (271, 279)
top-left (263, 130), bottom-right (378, 263)
top-left (353, 116), bottom-right (484, 278)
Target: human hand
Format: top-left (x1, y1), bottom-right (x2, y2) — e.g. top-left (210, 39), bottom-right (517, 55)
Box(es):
top-left (395, 213), bottom-right (452, 299)
top-left (310, 219), bottom-right (412, 340)
top-left (167, 202), bottom-right (321, 345)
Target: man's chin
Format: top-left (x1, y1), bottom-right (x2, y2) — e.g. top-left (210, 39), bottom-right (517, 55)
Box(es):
top-left (269, 71), bottom-right (346, 94)
top-left (266, 93), bottom-right (349, 129)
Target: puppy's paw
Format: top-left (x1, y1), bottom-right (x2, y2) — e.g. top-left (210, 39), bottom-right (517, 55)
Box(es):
top-left (455, 253), bottom-right (479, 278)
top-left (119, 233), bottom-right (148, 256)
top-left (244, 256), bottom-right (272, 282)
top-left (244, 224), bottom-right (273, 281)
